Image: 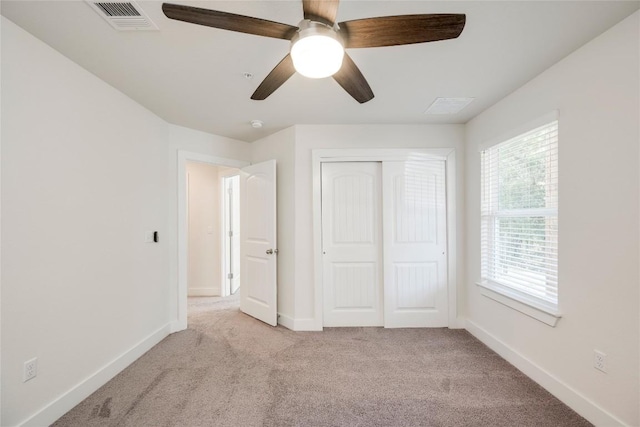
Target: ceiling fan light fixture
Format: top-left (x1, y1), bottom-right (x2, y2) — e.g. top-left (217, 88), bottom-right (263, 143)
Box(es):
top-left (290, 21), bottom-right (344, 79)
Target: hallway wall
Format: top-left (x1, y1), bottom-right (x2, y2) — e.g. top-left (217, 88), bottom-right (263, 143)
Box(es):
top-left (187, 162), bottom-right (222, 297)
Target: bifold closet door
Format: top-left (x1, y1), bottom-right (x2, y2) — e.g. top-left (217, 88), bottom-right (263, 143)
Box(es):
top-left (322, 162), bottom-right (383, 327)
top-left (383, 161), bottom-right (448, 327)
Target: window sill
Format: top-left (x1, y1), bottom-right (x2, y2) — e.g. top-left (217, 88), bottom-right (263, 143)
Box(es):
top-left (476, 281), bottom-right (561, 327)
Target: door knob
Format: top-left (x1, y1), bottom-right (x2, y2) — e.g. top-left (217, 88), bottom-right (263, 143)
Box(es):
top-left (266, 249), bottom-right (273, 255)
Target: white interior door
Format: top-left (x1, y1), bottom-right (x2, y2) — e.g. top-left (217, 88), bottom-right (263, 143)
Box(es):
top-left (322, 162), bottom-right (383, 327)
top-left (240, 160), bottom-right (277, 326)
top-left (383, 161), bottom-right (448, 327)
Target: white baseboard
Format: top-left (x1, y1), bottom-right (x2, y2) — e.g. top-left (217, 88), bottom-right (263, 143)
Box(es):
top-left (277, 313), bottom-right (295, 330)
top-left (293, 318), bottom-right (321, 331)
top-left (465, 320), bottom-right (627, 427)
top-left (170, 320), bottom-right (186, 333)
top-left (449, 317), bottom-right (467, 329)
top-left (277, 314), bottom-right (321, 331)
top-left (187, 288), bottom-right (219, 297)
top-left (19, 323), bottom-right (171, 427)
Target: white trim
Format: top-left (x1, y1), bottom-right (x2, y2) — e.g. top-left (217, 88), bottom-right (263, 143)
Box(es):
top-left (220, 172), bottom-right (241, 298)
top-left (312, 152), bottom-right (324, 330)
top-left (169, 321), bottom-right (183, 334)
top-left (312, 148), bottom-right (458, 330)
top-left (18, 324), bottom-right (171, 427)
top-left (220, 174), bottom-right (230, 298)
top-left (0, 16), bottom-right (3, 424)
top-left (187, 288), bottom-right (219, 297)
top-left (314, 148), bottom-right (454, 162)
top-left (444, 150), bottom-right (458, 328)
top-left (276, 314), bottom-right (320, 331)
top-left (293, 318), bottom-right (321, 331)
top-left (277, 313), bottom-right (295, 330)
top-left (177, 151), bottom-right (249, 331)
top-left (180, 151), bottom-right (248, 168)
top-left (465, 320), bottom-right (627, 427)
top-left (479, 110), bottom-right (559, 151)
top-left (477, 282), bottom-right (561, 327)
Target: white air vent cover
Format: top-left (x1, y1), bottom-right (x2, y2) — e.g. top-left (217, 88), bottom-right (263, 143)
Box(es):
top-left (425, 97), bottom-right (475, 115)
top-left (86, 1), bottom-right (158, 31)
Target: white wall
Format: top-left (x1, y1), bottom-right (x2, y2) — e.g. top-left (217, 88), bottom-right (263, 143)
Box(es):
top-left (187, 162), bottom-right (222, 297)
top-left (465, 12), bottom-right (639, 426)
top-left (251, 127), bottom-right (297, 324)
top-left (169, 125), bottom-right (252, 161)
top-left (293, 125), bottom-right (466, 327)
top-left (1, 17), bottom-right (171, 426)
top-left (1, 15), bottom-right (4, 426)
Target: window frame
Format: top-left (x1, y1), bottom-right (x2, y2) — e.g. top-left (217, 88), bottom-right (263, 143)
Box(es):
top-left (477, 112), bottom-right (561, 327)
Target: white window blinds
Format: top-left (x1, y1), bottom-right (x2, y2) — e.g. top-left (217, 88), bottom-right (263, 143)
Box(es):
top-left (481, 119), bottom-right (558, 312)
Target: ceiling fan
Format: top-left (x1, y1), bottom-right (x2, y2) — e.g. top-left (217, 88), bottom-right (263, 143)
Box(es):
top-left (162, 1), bottom-right (466, 104)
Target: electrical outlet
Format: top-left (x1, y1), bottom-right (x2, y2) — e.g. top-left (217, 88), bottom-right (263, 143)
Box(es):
top-left (594, 350), bottom-right (607, 373)
top-left (24, 357), bottom-right (38, 382)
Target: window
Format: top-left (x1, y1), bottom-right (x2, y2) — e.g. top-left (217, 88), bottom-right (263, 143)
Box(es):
top-left (480, 118), bottom-right (558, 317)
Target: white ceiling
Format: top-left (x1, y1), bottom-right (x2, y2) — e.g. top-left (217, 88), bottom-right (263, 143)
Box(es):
top-left (2, 1), bottom-right (638, 142)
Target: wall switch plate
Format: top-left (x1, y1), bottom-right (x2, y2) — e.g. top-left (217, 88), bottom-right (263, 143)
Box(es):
top-left (24, 357), bottom-right (37, 382)
top-left (594, 350), bottom-right (607, 373)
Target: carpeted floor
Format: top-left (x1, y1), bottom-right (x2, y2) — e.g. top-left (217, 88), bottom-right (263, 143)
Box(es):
top-left (53, 295), bottom-right (591, 426)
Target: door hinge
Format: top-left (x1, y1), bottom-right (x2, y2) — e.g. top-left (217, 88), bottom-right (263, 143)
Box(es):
top-left (227, 273), bottom-right (234, 279)
top-left (228, 230), bottom-right (233, 237)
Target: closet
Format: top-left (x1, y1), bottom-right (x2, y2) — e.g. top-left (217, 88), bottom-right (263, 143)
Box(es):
top-left (321, 160), bottom-right (448, 328)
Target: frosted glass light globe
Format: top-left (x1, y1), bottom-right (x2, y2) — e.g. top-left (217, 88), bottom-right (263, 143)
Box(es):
top-left (290, 22), bottom-right (344, 79)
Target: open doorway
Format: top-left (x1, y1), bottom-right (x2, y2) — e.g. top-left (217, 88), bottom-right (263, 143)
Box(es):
top-left (186, 161), bottom-right (241, 312)
top-left (176, 152), bottom-right (278, 331)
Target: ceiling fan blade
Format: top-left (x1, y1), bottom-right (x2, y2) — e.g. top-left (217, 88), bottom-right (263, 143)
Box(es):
top-left (303, 0), bottom-right (340, 26)
top-left (162, 3), bottom-right (298, 40)
top-left (339, 14), bottom-right (466, 48)
top-left (332, 53), bottom-right (374, 104)
top-left (251, 54), bottom-right (296, 100)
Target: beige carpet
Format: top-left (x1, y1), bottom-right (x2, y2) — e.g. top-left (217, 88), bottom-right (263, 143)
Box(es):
top-left (53, 295), bottom-right (591, 426)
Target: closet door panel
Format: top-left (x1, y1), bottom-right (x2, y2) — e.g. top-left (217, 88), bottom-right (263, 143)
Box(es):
top-left (383, 161), bottom-right (448, 328)
top-left (322, 162), bottom-right (383, 327)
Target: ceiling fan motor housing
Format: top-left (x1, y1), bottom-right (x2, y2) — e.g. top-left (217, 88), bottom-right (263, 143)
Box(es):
top-left (290, 20), bottom-right (345, 79)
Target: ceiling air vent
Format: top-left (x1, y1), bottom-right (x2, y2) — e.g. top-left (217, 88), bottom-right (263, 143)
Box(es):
top-left (86, 1), bottom-right (158, 31)
top-left (424, 97), bottom-right (475, 115)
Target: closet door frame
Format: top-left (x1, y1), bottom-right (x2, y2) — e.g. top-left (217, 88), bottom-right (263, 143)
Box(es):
top-left (312, 148), bottom-right (459, 330)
